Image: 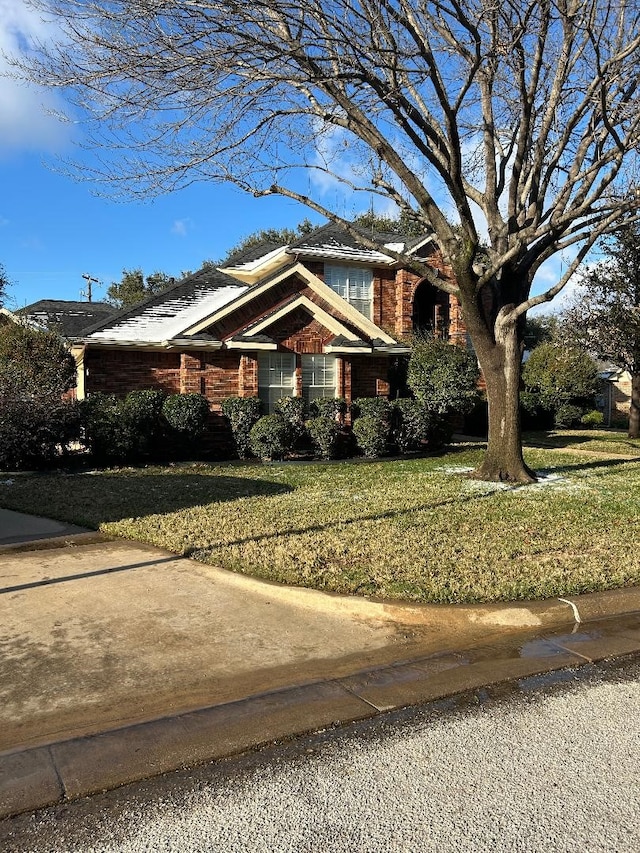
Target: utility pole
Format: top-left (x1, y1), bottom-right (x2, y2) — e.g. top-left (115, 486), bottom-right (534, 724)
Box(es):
top-left (81, 273), bottom-right (100, 302)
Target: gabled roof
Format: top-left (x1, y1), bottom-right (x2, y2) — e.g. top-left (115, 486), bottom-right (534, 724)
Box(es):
top-left (18, 300), bottom-right (116, 338)
top-left (84, 268), bottom-right (247, 345)
top-left (220, 221), bottom-right (436, 284)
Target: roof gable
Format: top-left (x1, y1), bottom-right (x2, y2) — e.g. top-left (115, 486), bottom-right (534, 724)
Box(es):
top-left (236, 295), bottom-right (360, 342)
top-left (184, 261), bottom-right (396, 345)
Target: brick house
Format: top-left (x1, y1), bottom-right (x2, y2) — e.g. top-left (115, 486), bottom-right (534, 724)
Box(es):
top-left (73, 223), bottom-right (466, 421)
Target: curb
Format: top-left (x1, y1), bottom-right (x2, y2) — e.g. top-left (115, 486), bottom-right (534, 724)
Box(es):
top-left (1, 605), bottom-right (639, 821)
top-left (0, 532), bottom-right (108, 554)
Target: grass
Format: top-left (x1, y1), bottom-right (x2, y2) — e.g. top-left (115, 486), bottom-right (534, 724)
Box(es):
top-left (1, 436), bottom-right (639, 604)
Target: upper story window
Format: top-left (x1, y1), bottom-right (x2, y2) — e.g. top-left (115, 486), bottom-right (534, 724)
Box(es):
top-left (325, 265), bottom-right (373, 320)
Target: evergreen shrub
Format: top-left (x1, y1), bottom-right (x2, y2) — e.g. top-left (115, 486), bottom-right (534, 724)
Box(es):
top-left (249, 414), bottom-right (290, 461)
top-left (221, 396), bottom-right (262, 458)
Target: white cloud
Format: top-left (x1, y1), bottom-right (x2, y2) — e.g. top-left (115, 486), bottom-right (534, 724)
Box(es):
top-left (0, 1), bottom-right (71, 156)
top-left (171, 218), bottom-right (192, 236)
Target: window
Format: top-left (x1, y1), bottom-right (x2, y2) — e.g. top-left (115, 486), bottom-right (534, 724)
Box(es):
top-left (302, 354), bottom-right (336, 403)
top-left (258, 352), bottom-right (295, 413)
top-left (325, 264), bottom-right (373, 319)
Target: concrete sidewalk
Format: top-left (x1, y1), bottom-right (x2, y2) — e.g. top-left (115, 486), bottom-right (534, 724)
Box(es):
top-left (1, 511), bottom-right (639, 820)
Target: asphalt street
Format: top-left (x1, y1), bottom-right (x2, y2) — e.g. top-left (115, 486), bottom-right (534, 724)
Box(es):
top-left (2, 655), bottom-right (638, 853)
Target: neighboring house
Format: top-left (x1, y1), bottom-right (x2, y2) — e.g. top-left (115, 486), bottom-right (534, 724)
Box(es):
top-left (16, 300), bottom-right (116, 339)
top-left (73, 223), bottom-right (466, 427)
top-left (598, 364), bottom-right (633, 427)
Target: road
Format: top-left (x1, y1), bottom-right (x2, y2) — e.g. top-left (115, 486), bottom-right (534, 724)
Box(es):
top-left (2, 656), bottom-right (639, 853)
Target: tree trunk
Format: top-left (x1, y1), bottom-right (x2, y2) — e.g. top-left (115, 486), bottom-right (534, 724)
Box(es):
top-left (629, 373), bottom-right (640, 439)
top-left (470, 307), bottom-right (537, 483)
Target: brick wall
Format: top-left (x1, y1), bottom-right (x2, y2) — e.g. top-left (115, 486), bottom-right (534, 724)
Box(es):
top-left (268, 308), bottom-right (334, 353)
top-left (350, 355), bottom-right (391, 400)
top-left (85, 349), bottom-right (181, 396)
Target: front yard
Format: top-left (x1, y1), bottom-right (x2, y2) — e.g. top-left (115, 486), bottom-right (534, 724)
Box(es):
top-left (1, 432), bottom-right (639, 604)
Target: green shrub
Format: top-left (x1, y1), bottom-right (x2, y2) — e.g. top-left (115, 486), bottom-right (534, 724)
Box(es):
top-left (249, 414), bottom-right (290, 461)
top-left (522, 342), bottom-right (599, 428)
top-left (161, 393), bottom-right (210, 459)
top-left (309, 397), bottom-right (348, 420)
top-left (221, 396), bottom-right (262, 458)
top-left (0, 322), bottom-right (82, 469)
top-left (0, 394), bottom-right (81, 470)
top-left (123, 389), bottom-right (166, 457)
top-left (352, 397), bottom-right (391, 420)
top-left (426, 415), bottom-right (454, 449)
top-left (391, 399), bottom-right (453, 453)
top-left (80, 393), bottom-right (136, 463)
top-left (307, 416), bottom-right (341, 459)
top-left (274, 396), bottom-right (308, 448)
top-left (353, 414), bottom-right (389, 458)
top-left (407, 336), bottom-right (479, 415)
top-left (162, 393), bottom-right (210, 436)
top-left (391, 399), bottom-right (431, 453)
top-left (554, 403), bottom-right (584, 429)
top-left (581, 409), bottom-right (605, 428)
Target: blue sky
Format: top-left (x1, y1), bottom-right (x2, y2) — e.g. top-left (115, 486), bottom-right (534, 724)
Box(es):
top-left (0, 2), bottom-right (326, 310)
top-left (0, 147), bottom-right (318, 309)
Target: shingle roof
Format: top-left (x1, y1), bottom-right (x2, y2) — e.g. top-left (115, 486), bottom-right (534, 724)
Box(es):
top-left (222, 241), bottom-right (285, 268)
top-left (18, 300), bottom-right (117, 338)
top-left (84, 268), bottom-right (247, 343)
top-left (287, 221), bottom-right (419, 264)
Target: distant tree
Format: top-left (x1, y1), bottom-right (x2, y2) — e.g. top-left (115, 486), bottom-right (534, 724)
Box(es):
top-left (560, 225), bottom-right (640, 438)
top-left (352, 210), bottom-right (424, 240)
top-left (221, 219), bottom-right (316, 263)
top-left (523, 314), bottom-right (558, 352)
top-left (0, 262), bottom-right (9, 307)
top-left (107, 269), bottom-right (172, 309)
top-left (522, 342), bottom-right (599, 429)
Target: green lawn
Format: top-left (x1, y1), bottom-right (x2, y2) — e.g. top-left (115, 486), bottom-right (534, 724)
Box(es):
top-left (1, 436), bottom-right (639, 604)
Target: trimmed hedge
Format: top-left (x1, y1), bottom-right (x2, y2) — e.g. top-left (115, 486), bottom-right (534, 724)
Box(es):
top-left (221, 396), bottom-right (262, 458)
top-left (307, 416), bottom-right (341, 459)
top-left (353, 414), bottom-right (389, 458)
top-left (249, 414), bottom-right (290, 461)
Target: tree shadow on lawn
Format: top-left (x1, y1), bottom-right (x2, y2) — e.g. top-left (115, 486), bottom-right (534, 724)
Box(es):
top-left (538, 456), bottom-right (640, 475)
top-left (523, 431), bottom-right (640, 452)
top-left (6, 473), bottom-right (293, 528)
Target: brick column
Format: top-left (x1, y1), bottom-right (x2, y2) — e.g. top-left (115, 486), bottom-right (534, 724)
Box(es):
top-left (239, 354), bottom-right (259, 397)
top-left (180, 353), bottom-right (204, 395)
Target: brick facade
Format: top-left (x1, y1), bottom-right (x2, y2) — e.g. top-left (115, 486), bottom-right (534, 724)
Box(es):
top-left (83, 250), bottom-right (465, 411)
top-left (84, 349), bottom-right (181, 396)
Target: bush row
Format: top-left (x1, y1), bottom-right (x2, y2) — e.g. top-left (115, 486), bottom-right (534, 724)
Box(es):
top-left (223, 395), bottom-right (453, 462)
top-left (0, 389), bottom-right (211, 470)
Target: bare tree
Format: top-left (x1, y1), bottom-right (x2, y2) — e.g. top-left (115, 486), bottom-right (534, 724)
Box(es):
top-left (0, 262), bottom-right (9, 307)
top-left (561, 224), bottom-right (640, 438)
top-left (16, 0), bottom-right (640, 480)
